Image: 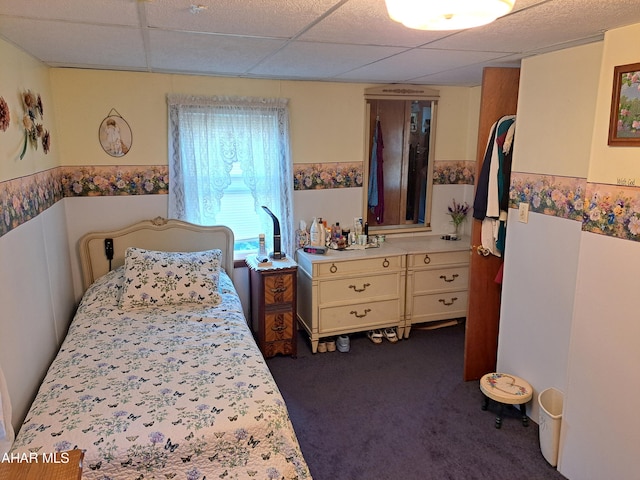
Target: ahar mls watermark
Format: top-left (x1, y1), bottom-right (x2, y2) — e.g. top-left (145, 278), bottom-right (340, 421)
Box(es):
top-left (1, 451), bottom-right (72, 464)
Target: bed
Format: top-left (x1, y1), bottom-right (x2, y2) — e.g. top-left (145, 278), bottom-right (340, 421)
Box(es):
top-left (10, 217), bottom-right (311, 480)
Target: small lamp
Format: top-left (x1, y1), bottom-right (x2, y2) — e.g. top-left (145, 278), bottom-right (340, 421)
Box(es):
top-left (261, 206), bottom-right (285, 260)
top-left (385, 0), bottom-right (515, 31)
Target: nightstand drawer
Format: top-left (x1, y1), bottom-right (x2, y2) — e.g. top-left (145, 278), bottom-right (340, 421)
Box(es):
top-left (408, 250), bottom-right (468, 268)
top-left (264, 312), bottom-right (295, 342)
top-left (319, 298), bottom-right (402, 333)
top-left (318, 255), bottom-right (402, 276)
top-left (413, 266), bottom-right (469, 293)
top-left (318, 272), bottom-right (401, 304)
top-left (264, 273), bottom-right (294, 305)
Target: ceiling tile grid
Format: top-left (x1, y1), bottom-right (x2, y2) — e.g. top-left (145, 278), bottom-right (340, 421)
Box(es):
top-left (2, 0), bottom-right (640, 85)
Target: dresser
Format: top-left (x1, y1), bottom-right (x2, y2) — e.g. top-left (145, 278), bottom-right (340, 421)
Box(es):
top-left (296, 246), bottom-right (407, 353)
top-left (246, 255), bottom-right (297, 358)
top-left (386, 237), bottom-right (470, 337)
top-left (296, 237), bottom-right (470, 352)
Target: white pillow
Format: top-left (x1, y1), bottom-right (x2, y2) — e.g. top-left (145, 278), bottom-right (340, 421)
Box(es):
top-left (119, 247), bottom-right (223, 310)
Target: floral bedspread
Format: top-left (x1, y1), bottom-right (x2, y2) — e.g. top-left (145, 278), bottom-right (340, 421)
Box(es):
top-left (11, 268), bottom-right (311, 480)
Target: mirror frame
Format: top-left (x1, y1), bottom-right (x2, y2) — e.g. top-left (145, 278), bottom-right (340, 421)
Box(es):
top-left (363, 85), bottom-right (440, 235)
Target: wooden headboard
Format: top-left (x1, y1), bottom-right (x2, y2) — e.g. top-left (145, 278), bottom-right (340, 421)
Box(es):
top-left (79, 217), bottom-right (235, 291)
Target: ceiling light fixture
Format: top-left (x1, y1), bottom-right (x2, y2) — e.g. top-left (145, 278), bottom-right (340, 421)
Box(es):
top-left (385, 0), bottom-right (515, 31)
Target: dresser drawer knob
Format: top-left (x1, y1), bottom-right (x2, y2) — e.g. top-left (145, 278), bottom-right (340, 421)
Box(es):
top-left (330, 263), bottom-right (338, 273)
top-left (349, 283), bottom-right (371, 293)
top-left (439, 274), bottom-right (459, 283)
top-left (423, 254), bottom-right (431, 264)
top-left (269, 286), bottom-right (288, 294)
top-left (350, 308), bottom-right (371, 318)
top-left (438, 297), bottom-right (458, 306)
top-left (382, 258), bottom-right (390, 268)
top-left (271, 325), bottom-right (286, 332)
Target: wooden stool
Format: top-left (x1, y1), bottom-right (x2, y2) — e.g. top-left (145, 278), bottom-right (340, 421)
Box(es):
top-left (480, 372), bottom-right (532, 429)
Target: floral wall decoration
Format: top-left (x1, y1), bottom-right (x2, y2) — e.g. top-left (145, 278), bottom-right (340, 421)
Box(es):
top-left (0, 96), bottom-right (9, 132)
top-left (20, 89), bottom-right (50, 159)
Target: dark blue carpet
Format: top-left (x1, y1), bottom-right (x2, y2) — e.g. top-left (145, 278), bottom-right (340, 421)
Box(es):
top-left (267, 321), bottom-right (567, 480)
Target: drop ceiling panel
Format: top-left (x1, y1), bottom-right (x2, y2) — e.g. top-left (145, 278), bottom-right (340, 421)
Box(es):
top-left (249, 41), bottom-right (406, 79)
top-left (0, 18), bottom-right (146, 69)
top-left (148, 30), bottom-right (286, 75)
top-left (336, 48), bottom-right (513, 83)
top-left (428, 0), bottom-right (640, 53)
top-left (0, 0), bottom-right (140, 26)
top-left (145, 0), bottom-right (341, 37)
top-left (411, 57), bottom-right (523, 86)
top-left (2, 0), bottom-right (640, 85)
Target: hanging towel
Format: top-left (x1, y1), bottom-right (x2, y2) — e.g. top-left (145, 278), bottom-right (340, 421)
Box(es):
top-left (474, 115), bottom-right (516, 256)
top-left (486, 115), bottom-right (516, 218)
top-left (368, 119), bottom-right (385, 223)
top-left (473, 122), bottom-right (498, 220)
top-left (368, 121), bottom-right (379, 208)
top-left (0, 364), bottom-right (14, 456)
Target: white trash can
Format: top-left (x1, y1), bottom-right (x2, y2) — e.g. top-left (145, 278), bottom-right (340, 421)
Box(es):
top-left (538, 387), bottom-right (564, 467)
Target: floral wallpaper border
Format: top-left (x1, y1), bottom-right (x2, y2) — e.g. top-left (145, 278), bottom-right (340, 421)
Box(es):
top-left (293, 159), bottom-right (476, 190)
top-left (3, 166), bottom-right (639, 243)
top-left (509, 173), bottom-right (587, 222)
top-left (433, 161), bottom-right (476, 185)
top-left (0, 169), bottom-right (63, 237)
top-left (510, 172), bottom-right (640, 242)
top-left (293, 162), bottom-right (363, 190)
top-left (0, 165), bottom-right (168, 238)
top-left (61, 165), bottom-right (169, 197)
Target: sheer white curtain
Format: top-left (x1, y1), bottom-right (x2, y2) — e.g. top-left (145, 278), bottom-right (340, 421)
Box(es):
top-left (167, 94), bottom-right (293, 256)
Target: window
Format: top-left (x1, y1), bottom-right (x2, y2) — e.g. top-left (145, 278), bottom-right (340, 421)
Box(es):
top-left (167, 95), bottom-right (293, 257)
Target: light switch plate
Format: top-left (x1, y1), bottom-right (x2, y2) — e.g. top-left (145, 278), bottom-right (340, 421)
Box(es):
top-left (518, 202), bottom-right (529, 223)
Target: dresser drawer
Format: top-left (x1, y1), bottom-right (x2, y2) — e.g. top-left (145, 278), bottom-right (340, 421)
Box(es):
top-left (408, 250), bottom-right (468, 268)
top-left (319, 299), bottom-right (402, 333)
top-left (264, 273), bottom-right (294, 305)
top-left (411, 291), bottom-right (468, 320)
top-left (318, 272), bottom-right (401, 304)
top-left (317, 255), bottom-right (402, 277)
top-left (413, 266), bottom-right (469, 293)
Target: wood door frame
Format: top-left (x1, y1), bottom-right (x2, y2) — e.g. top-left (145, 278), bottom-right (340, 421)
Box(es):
top-left (463, 67), bottom-right (520, 381)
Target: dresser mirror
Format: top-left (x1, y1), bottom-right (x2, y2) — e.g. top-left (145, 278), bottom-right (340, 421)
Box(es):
top-left (363, 85), bottom-right (439, 234)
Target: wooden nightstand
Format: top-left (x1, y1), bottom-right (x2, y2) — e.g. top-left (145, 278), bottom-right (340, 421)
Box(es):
top-left (0, 449), bottom-right (83, 480)
top-left (246, 255), bottom-right (298, 358)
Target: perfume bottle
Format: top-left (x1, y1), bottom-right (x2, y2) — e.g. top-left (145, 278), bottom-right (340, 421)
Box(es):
top-left (258, 233), bottom-right (267, 257)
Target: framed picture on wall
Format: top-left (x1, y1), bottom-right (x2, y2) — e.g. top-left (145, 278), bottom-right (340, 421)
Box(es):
top-left (608, 62), bottom-right (640, 146)
top-left (99, 110), bottom-right (132, 156)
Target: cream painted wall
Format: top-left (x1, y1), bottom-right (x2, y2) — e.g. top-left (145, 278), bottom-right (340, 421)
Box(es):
top-left (0, 40), bottom-right (60, 181)
top-left (562, 233), bottom-right (640, 480)
top-left (50, 70), bottom-right (368, 166)
top-left (0, 39), bottom-right (73, 432)
top-left (513, 42), bottom-right (602, 178)
top-left (588, 23), bottom-right (640, 184)
top-left (499, 24), bottom-right (640, 480)
top-left (466, 86), bottom-right (482, 158)
top-left (497, 43), bottom-right (602, 429)
top-left (435, 86), bottom-right (481, 161)
top-left (50, 68), bottom-right (476, 168)
top-left (559, 23), bottom-right (640, 480)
